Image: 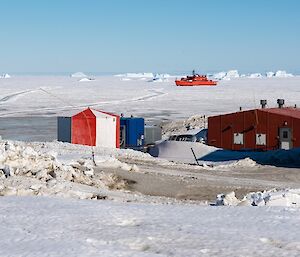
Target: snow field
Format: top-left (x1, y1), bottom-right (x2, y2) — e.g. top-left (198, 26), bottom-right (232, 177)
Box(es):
top-left (1, 196), bottom-right (300, 257)
top-left (1, 74), bottom-right (300, 256)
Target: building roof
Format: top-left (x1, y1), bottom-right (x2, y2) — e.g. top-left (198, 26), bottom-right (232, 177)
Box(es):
top-left (260, 107), bottom-right (300, 119)
top-left (58, 107), bottom-right (119, 118)
top-left (90, 108), bottom-right (117, 118)
top-left (209, 107), bottom-right (300, 120)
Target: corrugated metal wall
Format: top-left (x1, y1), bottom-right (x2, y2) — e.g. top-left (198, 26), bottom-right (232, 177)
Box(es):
top-left (58, 108), bottom-right (120, 148)
top-left (120, 118), bottom-right (144, 147)
top-left (208, 109), bottom-right (300, 151)
top-left (71, 108), bottom-right (96, 146)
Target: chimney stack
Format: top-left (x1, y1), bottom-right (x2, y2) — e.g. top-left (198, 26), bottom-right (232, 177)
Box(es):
top-left (277, 99), bottom-right (285, 108)
top-left (260, 100), bottom-right (267, 109)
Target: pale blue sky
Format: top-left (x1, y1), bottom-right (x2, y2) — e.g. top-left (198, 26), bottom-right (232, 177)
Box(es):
top-left (0, 0), bottom-right (299, 74)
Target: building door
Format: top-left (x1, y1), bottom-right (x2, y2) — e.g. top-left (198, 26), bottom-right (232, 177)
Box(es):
top-left (279, 127), bottom-right (292, 150)
top-left (120, 125), bottom-right (126, 148)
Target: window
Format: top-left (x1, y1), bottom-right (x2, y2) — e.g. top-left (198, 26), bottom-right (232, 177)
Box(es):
top-left (256, 134), bottom-right (266, 146)
top-left (233, 133), bottom-right (244, 145)
top-left (283, 131), bottom-right (288, 139)
top-left (176, 135), bottom-right (194, 142)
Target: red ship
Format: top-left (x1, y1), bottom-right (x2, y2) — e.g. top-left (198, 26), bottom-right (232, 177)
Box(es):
top-left (175, 71), bottom-right (217, 86)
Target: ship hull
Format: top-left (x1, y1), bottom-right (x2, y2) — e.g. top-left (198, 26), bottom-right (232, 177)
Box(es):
top-left (175, 80), bottom-right (217, 86)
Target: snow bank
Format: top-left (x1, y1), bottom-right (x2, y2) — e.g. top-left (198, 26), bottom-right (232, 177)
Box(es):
top-left (71, 72), bottom-right (87, 78)
top-left (0, 73), bottom-right (11, 79)
top-left (215, 188), bottom-right (300, 207)
top-left (213, 158), bottom-right (257, 169)
top-left (79, 78), bottom-right (94, 82)
top-left (0, 141), bottom-right (140, 200)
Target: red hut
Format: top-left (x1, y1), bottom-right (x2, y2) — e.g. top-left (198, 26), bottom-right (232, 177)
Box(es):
top-left (58, 108), bottom-right (120, 148)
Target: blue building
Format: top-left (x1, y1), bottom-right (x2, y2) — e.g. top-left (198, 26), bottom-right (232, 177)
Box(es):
top-left (120, 117), bottom-right (145, 149)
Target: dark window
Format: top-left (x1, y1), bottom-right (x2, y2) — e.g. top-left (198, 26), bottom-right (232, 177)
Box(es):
top-left (176, 135), bottom-right (194, 142)
top-left (283, 131), bottom-right (288, 139)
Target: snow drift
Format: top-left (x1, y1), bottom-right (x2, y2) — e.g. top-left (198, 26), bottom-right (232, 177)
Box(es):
top-left (216, 188), bottom-right (300, 207)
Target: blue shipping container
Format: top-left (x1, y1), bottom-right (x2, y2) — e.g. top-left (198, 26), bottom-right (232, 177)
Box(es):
top-left (57, 117), bottom-right (72, 143)
top-left (120, 117), bottom-right (144, 148)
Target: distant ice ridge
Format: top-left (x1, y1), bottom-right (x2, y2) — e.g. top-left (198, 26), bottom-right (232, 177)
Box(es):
top-left (216, 188), bottom-right (300, 207)
top-left (274, 70), bottom-right (294, 78)
top-left (213, 72), bottom-right (227, 80)
top-left (266, 71), bottom-right (275, 78)
top-left (213, 70), bottom-right (239, 80)
top-left (0, 73), bottom-right (11, 79)
top-left (151, 73), bottom-right (170, 82)
top-left (115, 72), bottom-right (154, 78)
top-left (266, 70), bottom-right (294, 78)
top-left (248, 73), bottom-right (263, 78)
top-left (71, 72), bottom-right (87, 78)
top-left (116, 72), bottom-right (171, 82)
top-left (213, 70), bottom-right (294, 80)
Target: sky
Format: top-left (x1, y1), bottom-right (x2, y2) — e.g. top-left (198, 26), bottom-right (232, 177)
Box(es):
top-left (0, 0), bottom-right (299, 74)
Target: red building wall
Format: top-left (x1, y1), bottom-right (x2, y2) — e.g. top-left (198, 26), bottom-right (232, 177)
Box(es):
top-left (208, 109), bottom-right (300, 151)
top-left (115, 117), bottom-right (120, 148)
top-left (71, 108), bottom-right (96, 146)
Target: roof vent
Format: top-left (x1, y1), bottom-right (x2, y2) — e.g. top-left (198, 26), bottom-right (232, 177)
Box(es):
top-left (260, 100), bottom-right (267, 109)
top-left (277, 99), bottom-right (285, 108)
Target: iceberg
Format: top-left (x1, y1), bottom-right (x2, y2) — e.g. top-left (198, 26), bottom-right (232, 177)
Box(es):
top-left (116, 72), bottom-right (154, 78)
top-left (71, 72), bottom-right (87, 78)
top-left (150, 73), bottom-right (170, 82)
top-left (225, 70), bottom-right (240, 78)
top-left (0, 73), bottom-right (11, 79)
top-left (213, 71), bottom-right (226, 80)
top-left (274, 70), bottom-right (293, 78)
top-left (266, 71), bottom-right (275, 78)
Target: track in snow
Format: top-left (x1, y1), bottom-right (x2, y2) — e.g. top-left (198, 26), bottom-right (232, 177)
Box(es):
top-left (0, 88), bottom-right (168, 117)
top-left (0, 90), bottom-right (35, 103)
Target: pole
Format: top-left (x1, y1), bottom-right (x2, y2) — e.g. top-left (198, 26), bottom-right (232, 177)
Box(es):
top-left (191, 147), bottom-right (200, 166)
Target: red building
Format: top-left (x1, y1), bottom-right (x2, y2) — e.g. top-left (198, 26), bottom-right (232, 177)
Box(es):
top-left (208, 100), bottom-right (300, 151)
top-left (58, 108), bottom-right (120, 148)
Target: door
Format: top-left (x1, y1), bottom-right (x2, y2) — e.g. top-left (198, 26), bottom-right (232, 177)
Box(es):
top-left (120, 125), bottom-right (126, 148)
top-left (96, 117), bottom-right (117, 148)
top-left (279, 127), bottom-right (292, 150)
